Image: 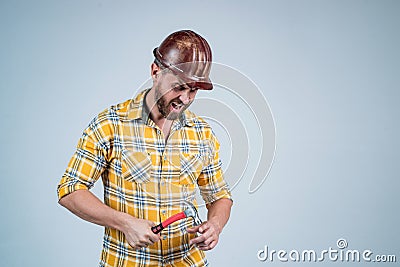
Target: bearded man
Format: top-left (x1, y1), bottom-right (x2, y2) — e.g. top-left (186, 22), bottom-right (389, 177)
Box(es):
top-left (58, 30), bottom-right (232, 267)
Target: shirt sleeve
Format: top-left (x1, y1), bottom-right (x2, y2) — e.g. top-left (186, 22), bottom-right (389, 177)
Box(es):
top-left (197, 131), bottom-right (232, 205)
top-left (57, 115), bottom-right (111, 200)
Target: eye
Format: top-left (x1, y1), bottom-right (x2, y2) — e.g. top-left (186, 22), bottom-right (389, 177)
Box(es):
top-left (173, 85), bottom-right (186, 91)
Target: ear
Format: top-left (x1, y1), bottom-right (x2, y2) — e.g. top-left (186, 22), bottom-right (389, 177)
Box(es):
top-left (151, 63), bottom-right (161, 81)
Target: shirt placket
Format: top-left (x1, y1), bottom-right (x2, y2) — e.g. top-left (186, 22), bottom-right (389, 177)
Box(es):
top-left (158, 121), bottom-right (182, 257)
top-left (144, 120), bottom-right (172, 257)
top-left (160, 150), bottom-right (169, 246)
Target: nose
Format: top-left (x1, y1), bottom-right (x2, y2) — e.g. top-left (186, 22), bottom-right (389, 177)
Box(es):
top-left (179, 90), bottom-right (191, 105)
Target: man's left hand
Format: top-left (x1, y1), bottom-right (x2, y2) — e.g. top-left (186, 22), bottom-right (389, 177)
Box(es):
top-left (187, 220), bottom-right (222, 251)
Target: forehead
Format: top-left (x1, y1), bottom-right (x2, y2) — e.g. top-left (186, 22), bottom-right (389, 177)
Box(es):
top-left (161, 72), bottom-right (180, 85)
top-left (161, 71), bottom-right (193, 89)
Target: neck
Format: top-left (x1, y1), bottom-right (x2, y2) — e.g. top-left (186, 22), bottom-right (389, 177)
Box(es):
top-left (145, 87), bottom-right (170, 126)
top-left (145, 88), bottom-right (174, 141)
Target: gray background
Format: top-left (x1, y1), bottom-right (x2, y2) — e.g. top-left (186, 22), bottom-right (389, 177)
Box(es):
top-left (1, 0), bottom-right (399, 266)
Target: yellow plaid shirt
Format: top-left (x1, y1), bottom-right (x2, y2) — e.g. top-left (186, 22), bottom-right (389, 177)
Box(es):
top-left (58, 89), bottom-right (232, 267)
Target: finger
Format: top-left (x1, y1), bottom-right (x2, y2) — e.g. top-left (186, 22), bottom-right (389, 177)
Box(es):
top-left (203, 237), bottom-right (213, 246)
top-left (141, 234), bottom-right (160, 246)
top-left (197, 242), bottom-right (209, 251)
top-left (142, 240), bottom-right (152, 245)
top-left (198, 242), bottom-right (215, 251)
top-left (139, 242), bottom-right (151, 248)
top-left (208, 240), bottom-right (218, 250)
top-left (128, 241), bottom-right (136, 249)
top-left (138, 237), bottom-right (149, 244)
top-left (198, 230), bottom-right (219, 246)
top-left (130, 241), bottom-right (141, 250)
top-left (189, 234), bottom-right (206, 245)
top-left (147, 230), bottom-right (161, 242)
top-left (199, 239), bottom-right (218, 251)
top-left (198, 223), bottom-right (210, 234)
top-left (135, 241), bottom-right (152, 250)
top-left (198, 244), bottom-right (209, 251)
top-left (196, 233), bottom-right (215, 247)
top-left (149, 234), bottom-right (161, 243)
top-left (187, 225), bottom-right (201, 233)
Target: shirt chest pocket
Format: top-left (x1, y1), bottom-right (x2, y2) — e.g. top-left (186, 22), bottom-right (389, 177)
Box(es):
top-left (179, 153), bottom-right (204, 185)
top-left (121, 149), bottom-right (152, 183)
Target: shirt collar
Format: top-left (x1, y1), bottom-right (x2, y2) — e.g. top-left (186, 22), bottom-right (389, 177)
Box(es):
top-left (182, 109), bottom-right (195, 127)
top-left (126, 88), bottom-right (196, 127)
top-left (126, 89), bottom-right (150, 121)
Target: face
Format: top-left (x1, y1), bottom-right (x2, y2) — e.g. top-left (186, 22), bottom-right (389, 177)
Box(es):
top-left (154, 71), bottom-right (199, 120)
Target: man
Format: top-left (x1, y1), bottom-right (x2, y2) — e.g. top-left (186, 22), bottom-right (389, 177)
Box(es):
top-left (58, 30), bottom-right (232, 267)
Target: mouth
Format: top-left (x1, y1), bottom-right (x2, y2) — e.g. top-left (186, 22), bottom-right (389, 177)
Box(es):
top-left (170, 101), bottom-right (184, 112)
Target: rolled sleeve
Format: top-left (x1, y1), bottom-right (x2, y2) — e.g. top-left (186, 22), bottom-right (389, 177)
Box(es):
top-left (57, 117), bottom-right (109, 200)
top-left (197, 133), bottom-right (232, 205)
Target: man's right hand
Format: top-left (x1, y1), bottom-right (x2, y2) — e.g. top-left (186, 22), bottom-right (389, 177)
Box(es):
top-left (119, 215), bottom-right (161, 250)
top-left (58, 190), bottom-right (161, 251)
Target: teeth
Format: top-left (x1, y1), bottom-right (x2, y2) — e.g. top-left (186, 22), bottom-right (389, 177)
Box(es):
top-left (172, 102), bottom-right (182, 109)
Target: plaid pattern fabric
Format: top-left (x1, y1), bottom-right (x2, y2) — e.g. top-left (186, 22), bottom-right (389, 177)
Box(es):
top-left (58, 89), bottom-right (232, 267)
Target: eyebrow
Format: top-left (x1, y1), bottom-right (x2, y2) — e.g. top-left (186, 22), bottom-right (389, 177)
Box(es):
top-left (170, 75), bottom-right (199, 90)
top-left (172, 82), bottom-right (191, 90)
top-left (171, 73), bottom-right (193, 89)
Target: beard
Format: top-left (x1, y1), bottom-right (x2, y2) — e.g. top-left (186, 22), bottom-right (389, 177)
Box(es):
top-left (154, 85), bottom-right (191, 120)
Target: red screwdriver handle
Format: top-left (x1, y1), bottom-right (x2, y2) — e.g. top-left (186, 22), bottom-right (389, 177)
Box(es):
top-left (151, 211), bottom-right (187, 234)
